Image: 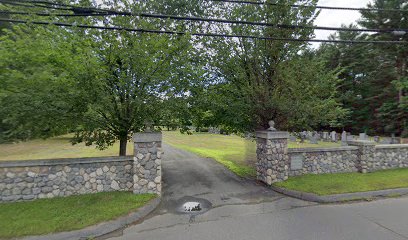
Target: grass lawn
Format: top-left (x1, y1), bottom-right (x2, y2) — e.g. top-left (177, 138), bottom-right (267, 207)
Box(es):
top-left (163, 131), bottom-right (340, 178)
top-left (0, 135), bottom-right (133, 161)
top-left (274, 168), bottom-right (408, 196)
top-left (0, 192), bottom-right (156, 239)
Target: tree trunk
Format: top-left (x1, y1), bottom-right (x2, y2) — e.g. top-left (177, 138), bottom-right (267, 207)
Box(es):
top-left (119, 135), bottom-right (127, 156)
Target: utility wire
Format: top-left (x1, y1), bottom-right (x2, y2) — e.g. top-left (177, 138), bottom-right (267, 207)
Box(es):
top-left (0, 18), bottom-right (406, 44)
top-left (11, 0), bottom-right (408, 13)
top-left (208, 0), bottom-right (408, 13)
top-left (1, 9), bottom-right (407, 34)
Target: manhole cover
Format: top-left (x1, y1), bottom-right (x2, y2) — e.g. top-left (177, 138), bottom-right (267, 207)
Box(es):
top-left (175, 196), bottom-right (212, 215)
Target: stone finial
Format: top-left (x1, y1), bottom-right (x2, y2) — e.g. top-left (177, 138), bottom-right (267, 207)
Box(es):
top-left (144, 121), bottom-right (153, 133)
top-left (267, 120), bottom-right (277, 131)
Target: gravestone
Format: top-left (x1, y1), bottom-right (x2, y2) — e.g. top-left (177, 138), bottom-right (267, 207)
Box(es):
top-left (289, 134), bottom-right (297, 142)
top-left (309, 133), bottom-right (318, 144)
top-left (330, 131), bottom-right (337, 142)
top-left (380, 137), bottom-right (392, 144)
top-left (322, 132), bottom-right (329, 142)
top-left (373, 136), bottom-right (380, 143)
top-left (341, 131), bottom-right (348, 146)
top-left (359, 133), bottom-right (367, 141)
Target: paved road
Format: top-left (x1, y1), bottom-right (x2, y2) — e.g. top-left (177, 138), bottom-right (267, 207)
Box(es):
top-left (109, 144), bottom-right (408, 240)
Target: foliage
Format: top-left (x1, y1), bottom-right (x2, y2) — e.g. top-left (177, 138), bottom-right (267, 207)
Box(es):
top-left (0, 1), bottom-right (202, 155)
top-left (0, 26), bottom-right (94, 141)
top-left (0, 192), bottom-right (156, 239)
top-left (198, 0), bottom-right (346, 132)
top-left (319, 0), bottom-right (408, 136)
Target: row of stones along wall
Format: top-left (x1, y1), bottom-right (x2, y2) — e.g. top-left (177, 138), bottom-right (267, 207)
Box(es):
top-left (0, 157), bottom-right (133, 202)
top-left (288, 147), bottom-right (359, 176)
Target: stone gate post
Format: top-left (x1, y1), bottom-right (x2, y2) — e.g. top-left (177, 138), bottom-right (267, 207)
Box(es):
top-left (133, 132), bottom-right (162, 195)
top-left (256, 129), bottom-right (289, 185)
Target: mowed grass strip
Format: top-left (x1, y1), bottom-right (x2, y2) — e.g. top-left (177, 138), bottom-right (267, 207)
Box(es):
top-left (0, 135), bottom-right (133, 161)
top-left (163, 131), bottom-right (340, 178)
top-left (0, 192), bottom-right (156, 239)
top-left (274, 168), bottom-right (408, 196)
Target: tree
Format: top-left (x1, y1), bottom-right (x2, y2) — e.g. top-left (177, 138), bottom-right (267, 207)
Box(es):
top-left (319, 0), bottom-right (408, 136)
top-left (199, 0), bottom-right (346, 132)
top-left (0, 0), bottom-right (201, 155)
top-left (0, 25), bottom-right (94, 141)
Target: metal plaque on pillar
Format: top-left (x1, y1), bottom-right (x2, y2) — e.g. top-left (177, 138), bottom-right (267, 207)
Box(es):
top-left (290, 155), bottom-right (304, 170)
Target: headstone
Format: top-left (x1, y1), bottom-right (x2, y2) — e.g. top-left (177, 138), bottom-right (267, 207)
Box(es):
top-left (391, 134), bottom-right (400, 144)
top-left (314, 131), bottom-right (321, 141)
top-left (309, 133), bottom-right (318, 144)
top-left (290, 155), bottom-right (304, 170)
top-left (341, 131), bottom-right (348, 146)
top-left (359, 133), bottom-right (367, 141)
top-left (380, 137), bottom-right (392, 144)
top-left (289, 134), bottom-right (297, 142)
top-left (322, 132), bottom-right (329, 142)
top-left (330, 131), bottom-right (337, 142)
top-left (373, 136), bottom-right (380, 143)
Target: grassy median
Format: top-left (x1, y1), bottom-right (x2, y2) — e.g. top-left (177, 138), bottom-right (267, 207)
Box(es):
top-left (274, 168), bottom-right (408, 195)
top-left (0, 192), bottom-right (156, 239)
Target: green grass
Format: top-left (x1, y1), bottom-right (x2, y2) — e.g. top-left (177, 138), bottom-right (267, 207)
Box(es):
top-left (274, 168), bottom-right (408, 196)
top-left (163, 131), bottom-right (340, 178)
top-left (0, 192), bottom-right (156, 239)
top-left (0, 135), bottom-right (133, 161)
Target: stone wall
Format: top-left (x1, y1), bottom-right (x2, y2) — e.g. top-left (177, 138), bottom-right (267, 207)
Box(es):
top-left (256, 129), bottom-right (408, 185)
top-left (0, 132), bottom-right (163, 202)
top-left (288, 147), bottom-right (359, 176)
top-left (0, 157), bottom-right (133, 202)
top-left (373, 145), bottom-right (408, 171)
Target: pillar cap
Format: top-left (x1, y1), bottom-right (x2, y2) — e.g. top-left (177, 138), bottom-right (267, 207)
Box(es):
top-left (256, 131), bottom-right (289, 139)
top-left (133, 132), bottom-right (162, 143)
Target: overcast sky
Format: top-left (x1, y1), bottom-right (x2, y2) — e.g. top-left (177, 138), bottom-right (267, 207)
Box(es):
top-left (314, 0), bottom-right (372, 42)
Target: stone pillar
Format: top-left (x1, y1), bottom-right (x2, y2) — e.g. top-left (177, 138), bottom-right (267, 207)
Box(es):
top-left (133, 132), bottom-right (162, 195)
top-left (256, 131), bottom-right (289, 185)
top-left (347, 140), bottom-right (376, 173)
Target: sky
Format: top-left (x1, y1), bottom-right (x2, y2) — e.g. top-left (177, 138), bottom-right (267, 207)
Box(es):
top-left (314, 0), bottom-right (372, 42)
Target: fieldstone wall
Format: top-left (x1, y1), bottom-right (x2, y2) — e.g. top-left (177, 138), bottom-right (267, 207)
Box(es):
top-left (288, 147), bottom-right (359, 176)
top-left (0, 157), bottom-right (133, 202)
top-left (256, 130), bottom-right (408, 184)
top-left (373, 145), bottom-right (408, 171)
top-left (256, 131), bottom-right (289, 185)
top-left (0, 132), bottom-right (163, 202)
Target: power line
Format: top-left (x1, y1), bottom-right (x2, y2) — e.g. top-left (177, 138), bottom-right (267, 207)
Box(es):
top-left (1, 8), bottom-right (407, 34)
top-left (207, 0), bottom-right (408, 13)
top-left (0, 18), bottom-right (406, 45)
top-left (11, 0), bottom-right (408, 13)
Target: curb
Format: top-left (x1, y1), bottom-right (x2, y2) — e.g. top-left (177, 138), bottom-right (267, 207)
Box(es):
top-left (21, 197), bottom-right (161, 240)
top-left (271, 185), bottom-right (408, 203)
